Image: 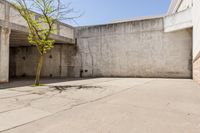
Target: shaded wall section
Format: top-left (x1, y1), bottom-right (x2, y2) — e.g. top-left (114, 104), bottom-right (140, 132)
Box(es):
top-left (75, 18), bottom-right (192, 78)
top-left (9, 44), bottom-right (78, 78)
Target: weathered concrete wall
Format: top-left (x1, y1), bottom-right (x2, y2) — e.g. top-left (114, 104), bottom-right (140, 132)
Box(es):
top-left (0, 0), bottom-right (75, 45)
top-left (59, 25), bottom-right (74, 40)
top-left (9, 6), bottom-right (28, 27)
top-left (9, 18), bottom-right (192, 79)
top-left (9, 44), bottom-right (77, 78)
top-left (0, 27), bottom-right (11, 82)
top-left (0, 0), bottom-right (75, 82)
top-left (0, 2), bottom-right (5, 20)
top-left (75, 18), bottom-right (192, 78)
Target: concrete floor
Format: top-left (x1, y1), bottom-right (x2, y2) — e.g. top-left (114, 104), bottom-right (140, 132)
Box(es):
top-left (0, 78), bottom-right (200, 133)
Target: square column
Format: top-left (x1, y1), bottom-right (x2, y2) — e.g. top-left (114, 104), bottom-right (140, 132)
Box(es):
top-left (0, 27), bottom-right (11, 82)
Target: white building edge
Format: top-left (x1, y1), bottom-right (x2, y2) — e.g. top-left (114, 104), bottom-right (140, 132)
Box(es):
top-left (166, 0), bottom-right (200, 83)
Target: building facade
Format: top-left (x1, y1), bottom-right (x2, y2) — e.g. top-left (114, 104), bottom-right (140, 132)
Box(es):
top-left (1, 0), bottom-right (200, 83)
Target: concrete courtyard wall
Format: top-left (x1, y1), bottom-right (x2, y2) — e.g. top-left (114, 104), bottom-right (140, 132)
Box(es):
top-left (9, 17), bottom-right (192, 78)
top-left (75, 18), bottom-right (192, 78)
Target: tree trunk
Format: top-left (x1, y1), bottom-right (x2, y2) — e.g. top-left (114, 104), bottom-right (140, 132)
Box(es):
top-left (35, 54), bottom-right (44, 86)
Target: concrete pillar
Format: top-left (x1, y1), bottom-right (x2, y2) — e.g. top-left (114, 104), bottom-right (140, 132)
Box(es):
top-left (0, 27), bottom-right (11, 82)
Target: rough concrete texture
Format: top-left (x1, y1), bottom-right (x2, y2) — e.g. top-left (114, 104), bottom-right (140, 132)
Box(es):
top-left (75, 18), bottom-right (192, 78)
top-left (9, 44), bottom-right (76, 78)
top-left (0, 0), bottom-right (75, 41)
top-left (0, 27), bottom-right (11, 82)
top-left (0, 78), bottom-right (200, 133)
top-left (9, 18), bottom-right (193, 78)
top-left (0, 2), bottom-right (5, 20)
top-left (0, 0), bottom-right (75, 82)
top-left (193, 56), bottom-right (200, 84)
top-left (168, 0), bottom-right (200, 84)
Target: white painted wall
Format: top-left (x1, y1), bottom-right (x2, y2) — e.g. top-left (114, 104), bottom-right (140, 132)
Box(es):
top-left (168, 0), bottom-right (193, 14)
top-left (177, 0), bottom-right (193, 12)
top-left (192, 0), bottom-right (200, 59)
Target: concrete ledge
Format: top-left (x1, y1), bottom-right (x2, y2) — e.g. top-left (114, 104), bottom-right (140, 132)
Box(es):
top-left (0, 0), bottom-right (75, 45)
top-left (164, 8), bottom-right (193, 32)
top-left (0, 20), bottom-right (75, 45)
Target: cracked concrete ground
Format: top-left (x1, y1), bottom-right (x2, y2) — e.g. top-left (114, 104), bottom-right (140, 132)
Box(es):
top-left (0, 78), bottom-right (200, 133)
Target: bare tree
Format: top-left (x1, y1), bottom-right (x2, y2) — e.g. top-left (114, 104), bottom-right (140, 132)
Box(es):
top-left (10, 0), bottom-right (79, 86)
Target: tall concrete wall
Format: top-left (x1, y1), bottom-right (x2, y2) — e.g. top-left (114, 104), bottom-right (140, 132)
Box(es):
top-left (0, 2), bottom-right (5, 20)
top-left (74, 18), bottom-right (192, 78)
top-left (9, 18), bottom-right (193, 79)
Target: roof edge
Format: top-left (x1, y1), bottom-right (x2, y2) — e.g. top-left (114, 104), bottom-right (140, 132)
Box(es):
top-left (76, 15), bottom-right (164, 28)
top-left (168, 0), bottom-right (182, 14)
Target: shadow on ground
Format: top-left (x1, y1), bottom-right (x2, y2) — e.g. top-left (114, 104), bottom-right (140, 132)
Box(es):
top-left (51, 85), bottom-right (103, 93)
top-left (0, 77), bottom-right (94, 90)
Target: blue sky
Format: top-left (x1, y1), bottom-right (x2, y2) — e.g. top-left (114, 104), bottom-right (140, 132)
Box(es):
top-left (65, 0), bottom-right (172, 26)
